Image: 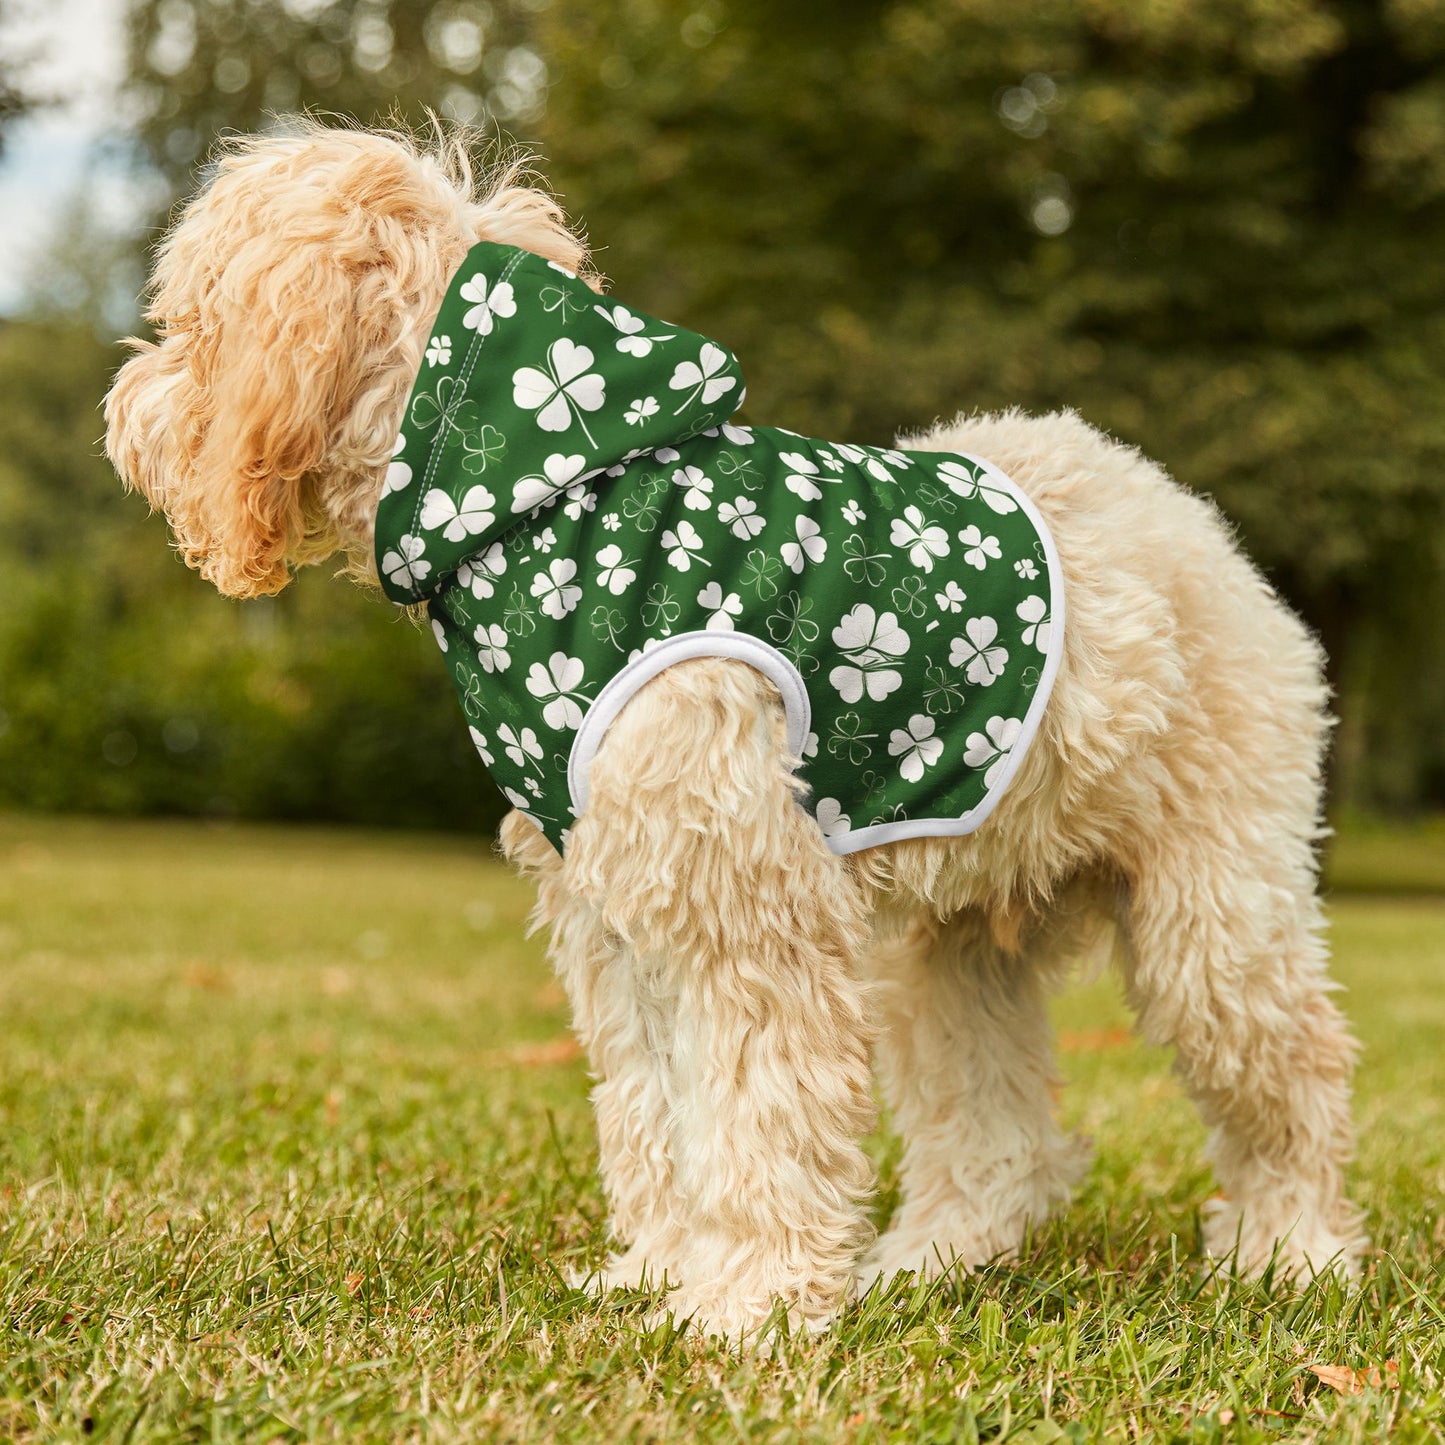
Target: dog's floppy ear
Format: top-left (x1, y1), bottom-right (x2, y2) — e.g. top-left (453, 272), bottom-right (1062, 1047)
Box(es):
top-left (178, 237), bottom-right (354, 597)
top-left (106, 131), bottom-right (446, 599)
top-left (106, 214), bottom-right (358, 599)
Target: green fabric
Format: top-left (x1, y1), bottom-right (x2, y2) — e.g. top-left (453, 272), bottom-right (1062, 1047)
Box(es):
top-left (375, 241), bottom-right (1061, 854)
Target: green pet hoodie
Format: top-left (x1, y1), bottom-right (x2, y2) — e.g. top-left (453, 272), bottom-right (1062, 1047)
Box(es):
top-left (375, 241), bottom-right (1063, 855)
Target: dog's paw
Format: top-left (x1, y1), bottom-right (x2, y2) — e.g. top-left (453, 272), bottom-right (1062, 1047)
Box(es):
top-left (856, 1232), bottom-right (996, 1296)
top-left (570, 1245), bottom-right (674, 1296)
top-left (1202, 1196), bottom-right (1367, 1283)
top-left (645, 1287), bottom-right (836, 1350)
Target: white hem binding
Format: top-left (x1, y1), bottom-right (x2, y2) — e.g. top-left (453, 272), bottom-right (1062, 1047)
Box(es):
top-left (564, 451), bottom-right (1065, 856)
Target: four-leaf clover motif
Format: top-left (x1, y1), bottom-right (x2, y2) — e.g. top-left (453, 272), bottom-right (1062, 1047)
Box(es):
top-left (513, 338), bottom-right (607, 442)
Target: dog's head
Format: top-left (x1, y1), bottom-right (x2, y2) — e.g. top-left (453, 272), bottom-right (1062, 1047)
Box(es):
top-left (105, 122), bottom-right (591, 597)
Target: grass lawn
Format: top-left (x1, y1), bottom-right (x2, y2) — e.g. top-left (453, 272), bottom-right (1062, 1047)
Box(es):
top-left (2, 812), bottom-right (1443, 1443)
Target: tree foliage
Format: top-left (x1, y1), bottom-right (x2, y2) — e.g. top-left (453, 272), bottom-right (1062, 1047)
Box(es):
top-left (534, 0), bottom-right (1445, 804)
top-left (3, 0), bottom-right (1440, 822)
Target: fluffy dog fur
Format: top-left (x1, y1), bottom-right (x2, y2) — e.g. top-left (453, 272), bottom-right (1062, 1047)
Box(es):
top-left (106, 122), bottom-right (1365, 1341)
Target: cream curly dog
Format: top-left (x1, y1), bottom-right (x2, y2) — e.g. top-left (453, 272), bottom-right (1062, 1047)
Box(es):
top-left (105, 123), bottom-right (1364, 1341)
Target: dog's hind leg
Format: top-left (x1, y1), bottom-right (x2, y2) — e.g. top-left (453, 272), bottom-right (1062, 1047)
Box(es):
top-left (860, 907), bottom-right (1089, 1289)
top-left (1118, 829), bottom-right (1365, 1280)
top-left (565, 658), bottom-right (878, 1342)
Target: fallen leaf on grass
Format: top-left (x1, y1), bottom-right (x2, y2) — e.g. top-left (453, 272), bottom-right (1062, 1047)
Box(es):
top-left (1057, 1027), bottom-right (1133, 1052)
top-left (499, 1037), bottom-right (584, 1068)
top-left (181, 962), bottom-right (229, 992)
top-left (344, 1273), bottom-right (365, 1296)
top-left (1310, 1362), bottom-right (1399, 1395)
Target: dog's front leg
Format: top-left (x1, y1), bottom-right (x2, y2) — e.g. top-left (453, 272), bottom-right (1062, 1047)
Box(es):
top-left (566, 659), bottom-right (878, 1343)
top-left (502, 809), bottom-right (686, 1290)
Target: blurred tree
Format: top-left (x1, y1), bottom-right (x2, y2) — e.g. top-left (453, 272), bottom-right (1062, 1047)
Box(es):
top-left (0, 0), bottom-right (37, 152)
top-left (0, 316), bottom-right (504, 830)
top-left (123, 0), bottom-right (548, 193)
top-left (10, 0), bottom-right (1434, 823)
top-left (535, 0), bottom-right (1445, 809)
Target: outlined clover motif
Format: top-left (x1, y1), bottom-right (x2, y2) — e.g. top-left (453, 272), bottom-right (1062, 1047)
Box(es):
top-left (409, 375), bottom-right (478, 444)
top-left (826, 712), bottom-right (878, 765)
top-left (460, 424), bottom-right (507, 475)
top-left (740, 548), bottom-right (783, 599)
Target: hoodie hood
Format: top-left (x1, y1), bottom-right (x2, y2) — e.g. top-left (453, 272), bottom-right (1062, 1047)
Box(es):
top-left (376, 241), bottom-right (745, 604)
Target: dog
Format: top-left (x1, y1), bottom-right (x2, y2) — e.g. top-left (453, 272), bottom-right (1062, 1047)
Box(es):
top-left (105, 122), bottom-right (1365, 1341)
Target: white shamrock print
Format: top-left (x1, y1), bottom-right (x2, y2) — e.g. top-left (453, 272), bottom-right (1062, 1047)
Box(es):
top-left (949, 616), bottom-right (1009, 686)
top-left (625, 396), bottom-right (659, 426)
top-left (669, 342), bottom-right (736, 411)
top-left (602, 512), bottom-right (621, 531)
top-left (781, 516), bottom-right (826, 573)
top-left (458, 541), bottom-right (507, 599)
top-left (502, 786), bottom-right (533, 812)
top-left (595, 303), bottom-right (672, 356)
top-left (957, 524), bottom-right (1002, 570)
top-left (531, 557), bottom-right (583, 619)
top-left (815, 797), bottom-right (852, 838)
top-left (842, 498), bottom-right (865, 524)
top-left (936, 580), bottom-right (967, 613)
top-left (562, 484), bottom-right (597, 521)
top-left (430, 618), bottom-right (448, 653)
top-left (467, 726), bottom-right (493, 767)
top-left (719, 423), bottom-right (754, 445)
top-left (781, 451), bottom-right (829, 502)
top-left (511, 453), bottom-right (589, 514)
top-left (525, 652), bottom-right (589, 731)
top-left (888, 713), bottom-right (944, 783)
top-left (425, 334), bottom-right (452, 366)
top-left (1017, 594), bottom-right (1052, 652)
top-left (890, 505), bottom-right (950, 573)
top-left (420, 483), bottom-right (496, 542)
top-left (383, 433), bottom-right (412, 496)
top-left (595, 543), bottom-right (638, 595)
top-left (697, 581), bottom-right (743, 630)
top-left (381, 533), bottom-right (430, 591)
top-left (535, 527), bottom-right (557, 554)
top-left (718, 495), bottom-right (765, 539)
top-left (459, 272), bottom-right (516, 336)
top-left (497, 722), bottom-right (544, 768)
top-left (474, 622), bottom-right (511, 674)
top-left (963, 715), bottom-right (1023, 789)
top-left (662, 519), bottom-right (707, 571)
top-left (513, 338), bottom-right (606, 441)
top-left (936, 459), bottom-right (1019, 515)
top-left (829, 604), bottom-right (911, 703)
top-left (672, 465), bottom-right (714, 511)
top-left (1015, 557), bottom-right (1040, 580)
